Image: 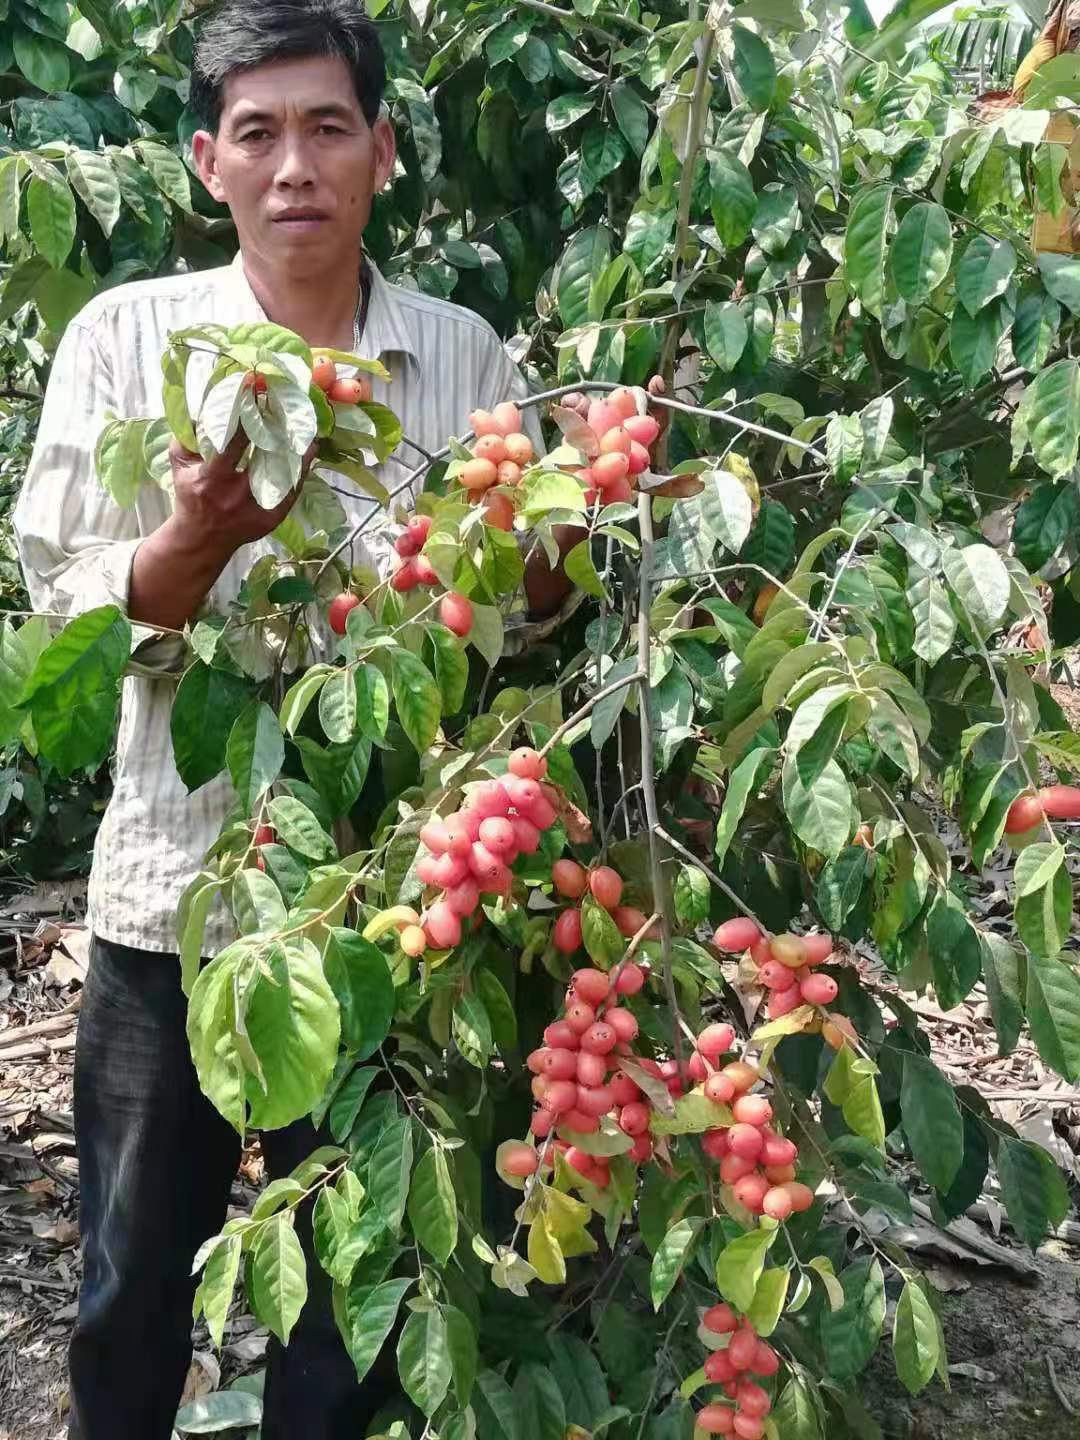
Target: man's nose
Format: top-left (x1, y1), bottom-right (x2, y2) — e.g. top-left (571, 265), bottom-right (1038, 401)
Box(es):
top-left (273, 134), bottom-right (316, 188)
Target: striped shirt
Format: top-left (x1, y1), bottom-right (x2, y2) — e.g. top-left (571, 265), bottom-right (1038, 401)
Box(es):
top-left (13, 252), bottom-right (534, 955)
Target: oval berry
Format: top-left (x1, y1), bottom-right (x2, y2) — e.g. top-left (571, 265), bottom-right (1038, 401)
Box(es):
top-left (712, 917), bottom-right (763, 952)
top-left (553, 908), bottom-right (584, 954)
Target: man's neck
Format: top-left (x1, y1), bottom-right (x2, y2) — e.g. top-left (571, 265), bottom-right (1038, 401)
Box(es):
top-left (241, 251), bottom-right (363, 352)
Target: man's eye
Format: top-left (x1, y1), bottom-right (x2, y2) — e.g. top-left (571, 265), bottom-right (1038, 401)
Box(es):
top-left (240, 129), bottom-right (270, 142)
top-left (319, 124), bottom-right (344, 135)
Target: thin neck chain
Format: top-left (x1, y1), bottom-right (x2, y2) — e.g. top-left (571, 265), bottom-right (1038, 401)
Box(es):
top-left (352, 260), bottom-right (370, 352)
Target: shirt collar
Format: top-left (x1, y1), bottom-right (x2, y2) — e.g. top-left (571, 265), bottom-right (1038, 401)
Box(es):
top-left (228, 249), bottom-right (421, 372)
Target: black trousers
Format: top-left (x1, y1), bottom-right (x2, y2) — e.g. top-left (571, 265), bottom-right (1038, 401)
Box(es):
top-left (69, 935), bottom-right (391, 1439)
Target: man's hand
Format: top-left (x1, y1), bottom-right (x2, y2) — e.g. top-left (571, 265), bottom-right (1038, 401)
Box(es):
top-left (129, 430), bottom-right (314, 632)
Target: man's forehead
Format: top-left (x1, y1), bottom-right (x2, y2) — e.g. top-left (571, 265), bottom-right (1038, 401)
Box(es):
top-left (221, 55), bottom-right (362, 119)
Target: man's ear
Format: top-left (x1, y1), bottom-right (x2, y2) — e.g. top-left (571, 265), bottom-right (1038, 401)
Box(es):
top-left (192, 130), bottom-right (227, 203)
top-left (372, 110), bottom-right (396, 192)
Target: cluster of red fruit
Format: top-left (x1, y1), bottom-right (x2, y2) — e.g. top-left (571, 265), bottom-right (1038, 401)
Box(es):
top-left (454, 402), bottom-right (536, 532)
top-left (549, 859), bottom-right (657, 956)
top-left (712, 918), bottom-right (855, 1049)
top-left (312, 354), bottom-right (373, 406)
top-left (1005, 783), bottom-right (1080, 835)
top-left (327, 509), bottom-right (474, 639)
top-left (701, 1087), bottom-right (813, 1223)
top-left (559, 388), bottom-right (660, 506)
top-left (695, 1302), bottom-right (780, 1438)
top-left (402, 748), bottom-right (556, 954)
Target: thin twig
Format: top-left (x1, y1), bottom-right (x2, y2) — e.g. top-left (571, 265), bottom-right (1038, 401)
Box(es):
top-left (537, 668), bottom-right (646, 758)
top-left (655, 824), bottom-right (770, 936)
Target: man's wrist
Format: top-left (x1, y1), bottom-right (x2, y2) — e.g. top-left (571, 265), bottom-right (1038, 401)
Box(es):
top-left (160, 510), bottom-right (238, 571)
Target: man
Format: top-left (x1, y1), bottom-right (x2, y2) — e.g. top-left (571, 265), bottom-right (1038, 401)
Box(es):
top-left (13, 3), bottom-right (571, 1436)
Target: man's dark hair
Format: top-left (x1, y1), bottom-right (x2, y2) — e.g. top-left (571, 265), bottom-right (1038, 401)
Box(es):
top-left (190, 0), bottom-right (387, 130)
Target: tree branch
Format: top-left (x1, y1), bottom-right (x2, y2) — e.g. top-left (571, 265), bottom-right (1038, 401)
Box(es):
top-left (537, 666), bottom-right (647, 758)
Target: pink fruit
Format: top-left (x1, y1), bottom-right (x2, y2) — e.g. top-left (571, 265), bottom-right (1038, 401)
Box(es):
top-left (576, 1051), bottom-right (607, 1087)
top-left (540, 1080), bottom-right (578, 1114)
top-left (618, 1101), bottom-right (650, 1135)
top-left (733, 1416), bottom-right (764, 1440)
top-left (586, 400), bottom-right (623, 437)
top-left (564, 999), bottom-right (595, 1033)
top-left (424, 901), bottom-right (462, 950)
top-left (539, 1049), bottom-right (579, 1081)
top-left (728, 1328), bottom-right (758, 1372)
top-left (440, 592), bottom-right (473, 637)
top-left (469, 842), bottom-right (504, 884)
top-left (588, 866), bottom-right (623, 910)
top-left (530, 1109), bottom-right (554, 1137)
top-left (554, 908), bottom-right (584, 954)
top-left (552, 860), bottom-right (588, 898)
top-left (563, 1145), bottom-right (596, 1178)
top-left (478, 817), bottom-right (516, 856)
top-left (761, 1135), bottom-right (798, 1167)
top-left (610, 1073), bottom-right (640, 1106)
top-left (544, 1021), bottom-right (579, 1050)
top-left (762, 1186), bottom-right (794, 1221)
top-left (609, 388), bottom-right (639, 421)
top-left (627, 441), bottom-right (650, 475)
top-left (719, 1153), bottom-right (756, 1185)
top-left (733, 1095), bottom-right (773, 1128)
top-left (705, 1072), bottom-right (736, 1104)
top-left (431, 852), bottom-right (469, 888)
top-left (696, 1406), bottom-right (735, 1435)
top-left (702, 1128), bottom-right (729, 1160)
top-left (784, 1181), bottom-right (815, 1213)
top-left (712, 917), bottom-right (763, 951)
top-left (697, 1023), bottom-right (736, 1059)
top-left (581, 1022), bottom-right (617, 1055)
top-left (728, 1123), bottom-right (765, 1162)
top-left (704, 1351), bottom-right (736, 1384)
top-left (510, 816), bottom-right (541, 854)
top-left (624, 414), bottom-right (660, 447)
top-left (501, 1142), bottom-right (539, 1178)
top-left (703, 1302), bottom-right (739, 1335)
top-left (416, 856), bottom-right (441, 887)
top-left (572, 968), bottom-right (611, 1006)
top-left (469, 780), bottom-right (511, 819)
top-left (593, 452), bottom-right (631, 489)
top-left (576, 1084), bottom-right (615, 1117)
top-left (801, 933), bottom-right (835, 965)
top-left (420, 820), bottom-right (451, 855)
top-left (759, 959), bottom-right (796, 991)
top-left (628, 1133), bottom-right (653, 1163)
top-left (733, 1172), bottom-right (770, 1213)
top-left (444, 815), bottom-right (475, 857)
top-left (502, 773), bottom-right (542, 812)
top-left (750, 1342), bottom-right (778, 1377)
top-left (767, 986), bottom-right (804, 1019)
top-left (599, 426), bottom-right (632, 456)
top-left (800, 973), bottom-right (839, 1006)
top-left (615, 962), bottom-right (646, 995)
top-left (687, 1050), bottom-right (710, 1083)
top-left (605, 1007), bottom-right (639, 1044)
top-left (508, 747), bottom-right (547, 780)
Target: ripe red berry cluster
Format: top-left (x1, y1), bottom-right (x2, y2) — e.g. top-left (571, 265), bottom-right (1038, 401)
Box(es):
top-left (695, 1302), bottom-right (780, 1438)
top-left (712, 918), bottom-right (856, 1050)
top-left (525, 954), bottom-right (653, 1187)
top-left (560, 388), bottom-right (659, 506)
top-left (409, 748), bottom-right (556, 954)
top-left (549, 860), bottom-right (657, 955)
top-left (390, 512), bottom-right (437, 593)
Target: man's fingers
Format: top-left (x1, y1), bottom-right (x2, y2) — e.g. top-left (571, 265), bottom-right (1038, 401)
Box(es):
top-left (203, 427), bottom-right (250, 481)
top-left (300, 440), bottom-right (320, 478)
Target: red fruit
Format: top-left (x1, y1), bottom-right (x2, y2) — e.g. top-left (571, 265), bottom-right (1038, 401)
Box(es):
top-left (491, 400), bottom-right (521, 436)
top-left (469, 842), bottom-right (504, 885)
top-left (627, 441), bottom-right (650, 476)
top-left (732, 1095), bottom-right (773, 1128)
top-left (1005, 792), bottom-right (1045, 833)
top-left (473, 433), bottom-right (508, 466)
top-left (801, 933), bottom-right (835, 965)
top-left (767, 986), bottom-right (804, 1020)
top-left (441, 592), bottom-right (473, 637)
top-left (617, 1101), bottom-right (650, 1136)
top-left (416, 855), bottom-right (442, 887)
top-left (312, 356), bottom-right (337, 390)
top-left (719, 1153), bottom-right (756, 1185)
top-left (605, 1007), bottom-right (639, 1044)
top-left (442, 815), bottom-right (474, 857)
top-left (424, 901), bottom-right (462, 950)
top-left (394, 531), bottom-right (420, 558)
top-left (728, 1123), bottom-right (765, 1162)
top-left (800, 973), bottom-right (839, 1006)
top-left (599, 425), bottom-right (632, 457)
top-left (431, 853), bottom-right (469, 889)
top-left (762, 1186), bottom-right (794, 1221)
top-left (624, 413), bottom-right (660, 447)
top-left (592, 451), bottom-right (631, 489)
top-left (687, 1050), bottom-right (710, 1083)
top-left (562, 1108), bottom-right (599, 1134)
top-left (704, 1072), bottom-right (736, 1105)
top-left (572, 968), bottom-right (611, 1007)
top-left (563, 1146), bottom-right (595, 1178)
top-left (783, 1181), bottom-right (815, 1213)
top-left (728, 1328), bottom-right (758, 1372)
top-left (749, 1342), bottom-right (778, 1378)
top-left (407, 514), bottom-right (432, 548)
top-left (771, 933), bottom-right (807, 969)
top-left (419, 820), bottom-right (451, 856)
top-left (702, 1129), bottom-right (729, 1160)
top-left (329, 376), bottom-right (368, 404)
top-left (554, 908), bottom-right (584, 954)
top-left (577, 1084), bottom-right (615, 1117)
top-left (392, 558), bottom-right (420, 592)
top-left (460, 457), bottom-right (498, 491)
top-left (540, 1049), bottom-right (579, 1081)
top-left (761, 1135), bottom-right (798, 1167)
top-left (712, 917), bottom-right (763, 952)
top-left (736, 1382), bottom-right (770, 1420)
top-left (400, 925), bottom-right (427, 958)
top-left (525, 795), bottom-right (558, 830)
top-left (544, 1020), bottom-right (579, 1050)
top-left (1039, 784), bottom-right (1080, 819)
top-left (581, 1022), bottom-right (617, 1055)
top-left (526, 1048), bottom-right (549, 1075)
top-left (610, 1073), bottom-right (640, 1106)
top-left (510, 816), bottom-right (541, 854)
top-left (758, 959), bottom-right (796, 991)
top-left (588, 866), bottom-right (623, 910)
top-left (503, 773), bottom-right (542, 812)
top-left (696, 1405), bottom-right (735, 1435)
top-left (531, 1076), bottom-right (549, 1103)
top-left (608, 386), bottom-right (638, 421)
top-left (587, 400), bottom-right (623, 437)
top-left (482, 491), bottom-right (515, 530)
top-left (733, 1173), bottom-right (770, 1213)
top-left (576, 1051), bottom-right (608, 1087)
top-left (750, 936), bottom-right (773, 969)
top-left (565, 999), bottom-right (596, 1034)
top-left (477, 816), bottom-right (516, 857)
top-left (530, 1109), bottom-right (554, 1138)
top-left (704, 1351), bottom-right (736, 1385)
top-left (253, 824), bottom-right (275, 847)
top-left (697, 1023), bottom-right (736, 1059)
top-left (508, 747), bottom-right (547, 780)
top-left (328, 592), bottom-right (362, 635)
top-left (469, 408), bottom-right (501, 437)
top-left (628, 1133), bottom-right (653, 1163)
top-left (501, 1142), bottom-right (539, 1178)
top-left (612, 905), bottom-right (647, 938)
top-left (732, 1416), bottom-right (764, 1440)
top-left (615, 962), bottom-right (646, 995)
top-left (469, 781), bottom-right (512, 819)
top-left (703, 1302), bottom-right (739, 1335)
top-left (601, 474), bottom-right (634, 504)
top-left (722, 1062), bottom-right (759, 1094)
top-left (541, 1080), bottom-right (578, 1114)
top-left (764, 1163), bottom-right (796, 1184)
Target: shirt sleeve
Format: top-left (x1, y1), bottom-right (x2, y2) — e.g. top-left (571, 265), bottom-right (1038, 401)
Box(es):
top-left (12, 315), bottom-right (183, 670)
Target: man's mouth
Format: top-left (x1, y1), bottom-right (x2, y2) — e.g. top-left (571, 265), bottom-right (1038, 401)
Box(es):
top-left (271, 209), bottom-right (330, 229)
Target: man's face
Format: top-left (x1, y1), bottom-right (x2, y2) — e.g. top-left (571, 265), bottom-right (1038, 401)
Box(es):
top-left (193, 54), bottom-right (395, 278)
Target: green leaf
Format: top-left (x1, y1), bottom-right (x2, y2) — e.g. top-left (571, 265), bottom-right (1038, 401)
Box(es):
top-left (709, 152), bottom-right (756, 249)
top-left (893, 1280), bottom-right (940, 1394)
top-left (356, 663), bottom-right (390, 741)
top-left (582, 126), bottom-right (628, 184)
top-left (267, 795), bottom-right (336, 861)
top-left (1013, 359), bottom-right (1080, 477)
top-left (949, 296), bottom-right (1009, 387)
top-left (343, 1277), bottom-right (413, 1383)
top-left (941, 543), bottom-right (1010, 633)
top-left (845, 185), bottom-right (892, 317)
top-left (328, 1064), bottom-right (379, 1144)
top-left (715, 1227), bottom-right (775, 1313)
top-left (744, 499), bottom-right (795, 575)
top-left (1013, 285), bottom-right (1060, 371)
top-left (66, 149), bottom-right (121, 236)
top-left (369, 1113), bottom-right (414, 1233)
top-left (955, 233), bottom-right (1016, 315)
top-left (1025, 952), bottom-right (1080, 1081)
top-left (555, 225), bottom-right (610, 328)
top-left (547, 93), bottom-right (595, 133)
top-left (826, 413), bottom-right (863, 485)
top-left (820, 1258), bottom-right (886, 1380)
top-left (1015, 842), bottom-right (1065, 899)
top-left (816, 846), bottom-right (871, 930)
top-left (981, 933), bottom-right (1025, 1057)
top-left (453, 990), bottom-right (493, 1067)
top-left (900, 1053), bottom-right (963, 1192)
top-left (650, 1217), bottom-right (703, 1310)
top-left (892, 203), bottom-right (950, 303)
top-left (226, 702), bottom-right (284, 813)
top-left (398, 1306), bottom-right (452, 1416)
top-left (565, 539), bottom-right (608, 599)
top-left (137, 139), bottom-right (193, 213)
top-left (21, 606), bottom-right (130, 778)
top-left (408, 1147), bottom-right (458, 1263)
top-left (250, 1213), bottom-right (307, 1344)
top-left (468, 603), bottom-right (504, 669)
top-left (232, 869), bottom-right (286, 936)
top-left (732, 23), bottom-right (776, 110)
top-left (703, 300), bottom-right (748, 370)
top-left (781, 754), bottom-right (853, 857)
top-left (699, 467), bottom-right (753, 552)
top-left (673, 864), bottom-right (710, 925)
top-left (1015, 864), bottom-right (1073, 958)
top-left (714, 746), bottom-right (775, 867)
top-left (1014, 482), bottom-right (1080, 573)
top-left (752, 184), bottom-right (799, 257)
top-left (611, 81), bottom-right (651, 155)
top-left (908, 569), bottom-right (957, 665)
top-left (193, 1232), bottom-right (242, 1350)
top-left (426, 625), bottom-right (469, 715)
top-left (324, 929), bottom-right (395, 1060)
top-left (243, 940), bottom-right (340, 1129)
top-left (13, 28), bottom-right (70, 91)
top-left (1037, 252), bottom-right (1080, 313)
top-left (772, 1376), bottom-right (822, 1440)
top-left (391, 648), bottom-right (442, 754)
top-left (747, 1265), bottom-right (790, 1337)
top-left (445, 1306), bottom-right (478, 1405)
top-left (996, 1135), bottom-right (1070, 1248)
top-left (319, 669), bottom-right (359, 744)
top-left (477, 1367), bottom-right (524, 1440)
top-left (174, 1392), bottom-right (262, 1432)
top-left (590, 655), bottom-right (638, 749)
